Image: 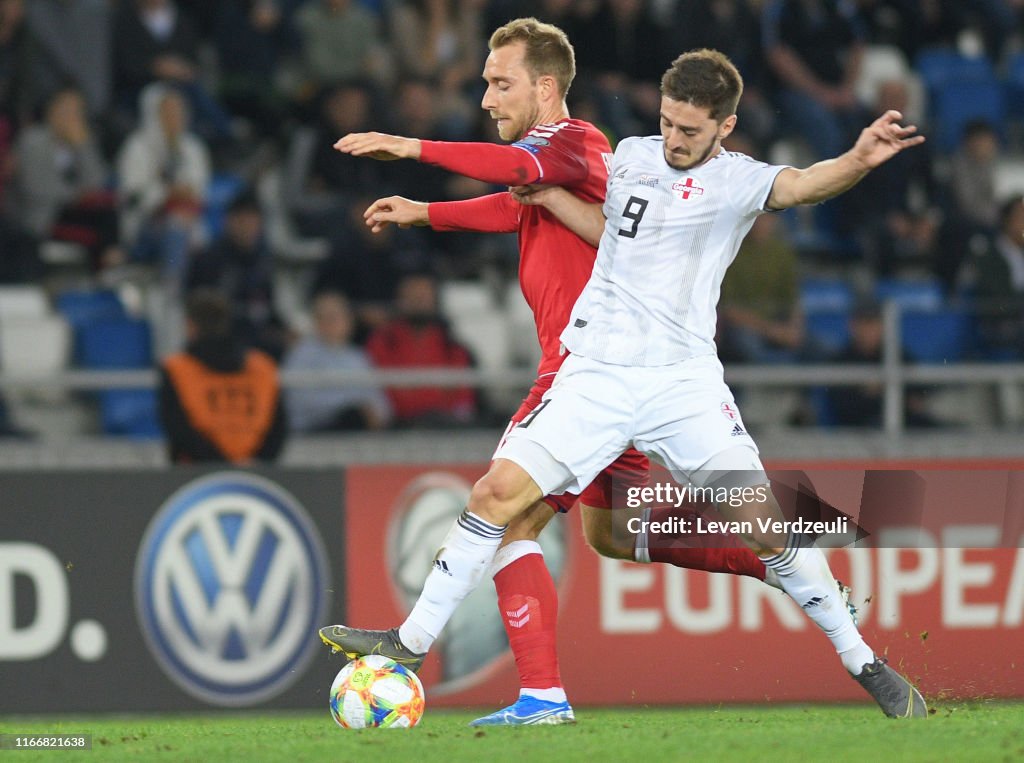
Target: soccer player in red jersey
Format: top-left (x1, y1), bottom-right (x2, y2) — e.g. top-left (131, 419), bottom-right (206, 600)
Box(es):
top-left (320, 18), bottom-right (773, 725)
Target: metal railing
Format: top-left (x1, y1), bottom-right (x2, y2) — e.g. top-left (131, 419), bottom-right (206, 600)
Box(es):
top-left (2, 304), bottom-right (1022, 437)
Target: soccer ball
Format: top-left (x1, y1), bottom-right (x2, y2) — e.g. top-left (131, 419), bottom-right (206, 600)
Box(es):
top-left (329, 655), bottom-right (426, 729)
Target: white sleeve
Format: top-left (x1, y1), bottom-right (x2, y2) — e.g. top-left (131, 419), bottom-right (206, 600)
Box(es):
top-left (601, 139), bottom-right (633, 219)
top-left (727, 154), bottom-right (789, 216)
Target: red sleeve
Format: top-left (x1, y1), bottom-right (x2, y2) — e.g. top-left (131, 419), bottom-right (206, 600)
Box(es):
top-left (420, 135), bottom-right (588, 186)
top-left (428, 192), bottom-right (520, 233)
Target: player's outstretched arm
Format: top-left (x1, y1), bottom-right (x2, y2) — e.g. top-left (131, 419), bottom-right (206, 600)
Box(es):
top-left (336, 131), bottom-right (587, 187)
top-left (334, 132), bottom-right (421, 161)
top-left (511, 185), bottom-right (605, 247)
top-left (363, 193), bottom-right (520, 235)
top-left (364, 196), bottom-right (430, 233)
top-left (766, 110), bottom-right (924, 210)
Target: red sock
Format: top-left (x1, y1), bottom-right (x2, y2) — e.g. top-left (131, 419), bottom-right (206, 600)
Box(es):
top-left (649, 545), bottom-right (766, 580)
top-left (493, 552), bottom-right (562, 691)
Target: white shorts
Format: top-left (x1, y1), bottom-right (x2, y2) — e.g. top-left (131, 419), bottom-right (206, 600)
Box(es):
top-left (496, 352), bottom-right (761, 496)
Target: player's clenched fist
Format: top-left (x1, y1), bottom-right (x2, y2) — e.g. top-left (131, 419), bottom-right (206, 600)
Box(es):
top-left (333, 132), bottom-right (422, 161)
top-left (363, 196), bottom-right (430, 233)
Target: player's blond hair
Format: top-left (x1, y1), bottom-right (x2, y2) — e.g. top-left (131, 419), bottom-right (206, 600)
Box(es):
top-left (489, 17), bottom-right (576, 98)
top-left (661, 49), bottom-right (743, 123)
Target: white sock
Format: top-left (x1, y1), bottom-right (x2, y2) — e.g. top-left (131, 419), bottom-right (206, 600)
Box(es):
top-left (520, 686), bottom-right (568, 703)
top-left (398, 510), bottom-right (506, 654)
top-left (762, 541), bottom-right (874, 675)
top-left (633, 507), bottom-right (652, 563)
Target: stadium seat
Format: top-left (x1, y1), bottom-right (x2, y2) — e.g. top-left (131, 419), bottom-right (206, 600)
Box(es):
top-left (800, 278), bottom-right (854, 313)
top-left (930, 78), bottom-right (1005, 153)
top-left (901, 309), bottom-right (974, 363)
top-left (77, 317), bottom-right (152, 369)
top-left (1003, 52), bottom-right (1024, 119)
top-left (77, 317), bottom-right (161, 437)
top-left (450, 311), bottom-right (511, 373)
top-left (204, 172), bottom-right (245, 239)
top-left (915, 48), bottom-right (995, 94)
top-left (0, 285), bottom-right (50, 321)
top-left (0, 316), bottom-right (72, 378)
top-left (804, 310), bottom-right (851, 355)
top-left (875, 278), bottom-right (944, 312)
top-left (98, 390), bottom-right (162, 438)
top-left (54, 289), bottom-right (127, 331)
top-left (441, 281), bottom-right (495, 318)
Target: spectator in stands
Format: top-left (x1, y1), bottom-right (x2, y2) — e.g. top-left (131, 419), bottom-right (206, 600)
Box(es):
top-left (970, 195), bottom-right (1024, 359)
top-left (826, 299), bottom-right (942, 427)
top-left (282, 81), bottom-right (384, 237)
top-left (576, 0), bottom-right (665, 138)
top-left (836, 79), bottom-right (941, 276)
top-left (718, 211), bottom-right (807, 364)
top-left (0, 0), bottom-right (30, 128)
top-left (312, 194), bottom-right (432, 332)
top-left (6, 88), bottom-right (120, 271)
top-left (117, 84), bottom-right (210, 286)
top-left (23, 0), bottom-right (111, 120)
top-left (159, 288), bottom-right (287, 464)
top-left (213, 0), bottom-right (295, 139)
top-left (665, 0), bottom-right (775, 147)
top-left (283, 290), bottom-right (391, 432)
top-left (186, 191), bottom-right (289, 360)
top-left (0, 216), bottom-right (40, 282)
top-left (762, 0), bottom-right (867, 161)
top-left (113, 0), bottom-right (232, 141)
top-left (389, 1), bottom-right (482, 85)
top-left (937, 120), bottom-right (1001, 291)
top-left (293, 0), bottom-right (384, 97)
top-left (366, 273), bottom-right (477, 427)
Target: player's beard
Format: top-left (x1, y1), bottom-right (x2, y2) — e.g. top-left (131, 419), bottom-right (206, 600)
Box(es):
top-left (495, 103), bottom-right (541, 142)
top-left (663, 136), bottom-right (720, 171)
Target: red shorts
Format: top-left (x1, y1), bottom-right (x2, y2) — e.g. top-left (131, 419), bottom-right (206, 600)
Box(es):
top-left (498, 374), bottom-right (650, 512)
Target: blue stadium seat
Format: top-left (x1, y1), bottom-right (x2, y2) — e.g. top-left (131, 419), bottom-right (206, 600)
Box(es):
top-left (800, 277), bottom-right (854, 313)
top-left (901, 309), bottom-right (974, 363)
top-left (98, 390), bottom-right (162, 438)
top-left (1006, 52), bottom-right (1024, 119)
top-left (77, 318), bottom-right (161, 438)
top-left (915, 48), bottom-right (995, 93)
top-left (204, 173), bottom-right (245, 239)
top-left (930, 78), bottom-right (1005, 152)
top-left (77, 318), bottom-right (152, 368)
top-left (54, 289), bottom-right (127, 330)
top-left (804, 310), bottom-right (851, 355)
top-left (875, 278), bottom-right (944, 311)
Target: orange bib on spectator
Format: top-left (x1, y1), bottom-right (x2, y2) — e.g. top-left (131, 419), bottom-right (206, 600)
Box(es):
top-left (164, 351), bottom-right (279, 463)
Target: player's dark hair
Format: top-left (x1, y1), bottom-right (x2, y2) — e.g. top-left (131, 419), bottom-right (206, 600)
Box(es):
top-left (660, 49), bottom-right (743, 123)
top-left (186, 288), bottom-right (233, 339)
top-left (489, 17), bottom-right (576, 98)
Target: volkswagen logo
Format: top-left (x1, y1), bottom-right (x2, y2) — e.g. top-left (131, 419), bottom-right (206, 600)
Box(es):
top-left (135, 473), bottom-right (329, 706)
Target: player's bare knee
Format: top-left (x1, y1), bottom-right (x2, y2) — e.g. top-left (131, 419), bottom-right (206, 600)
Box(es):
top-left (467, 462), bottom-right (540, 525)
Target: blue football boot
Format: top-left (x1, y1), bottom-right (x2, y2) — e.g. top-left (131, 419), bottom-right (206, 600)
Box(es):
top-left (469, 696), bottom-right (576, 726)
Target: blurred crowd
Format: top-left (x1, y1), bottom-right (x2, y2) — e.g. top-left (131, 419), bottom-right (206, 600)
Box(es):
top-left (1, 0), bottom-right (1024, 441)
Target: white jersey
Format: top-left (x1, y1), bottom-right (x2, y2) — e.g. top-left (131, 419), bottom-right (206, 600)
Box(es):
top-left (560, 136), bottom-right (787, 366)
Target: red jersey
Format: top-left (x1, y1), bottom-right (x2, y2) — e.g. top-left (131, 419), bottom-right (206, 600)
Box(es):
top-left (424, 119), bottom-right (612, 376)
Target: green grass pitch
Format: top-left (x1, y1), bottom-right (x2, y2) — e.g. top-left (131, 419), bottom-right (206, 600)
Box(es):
top-left (3, 703), bottom-right (1022, 762)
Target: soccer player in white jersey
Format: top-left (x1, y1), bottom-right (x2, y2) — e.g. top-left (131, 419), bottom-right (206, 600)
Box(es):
top-left (335, 48), bottom-right (928, 718)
